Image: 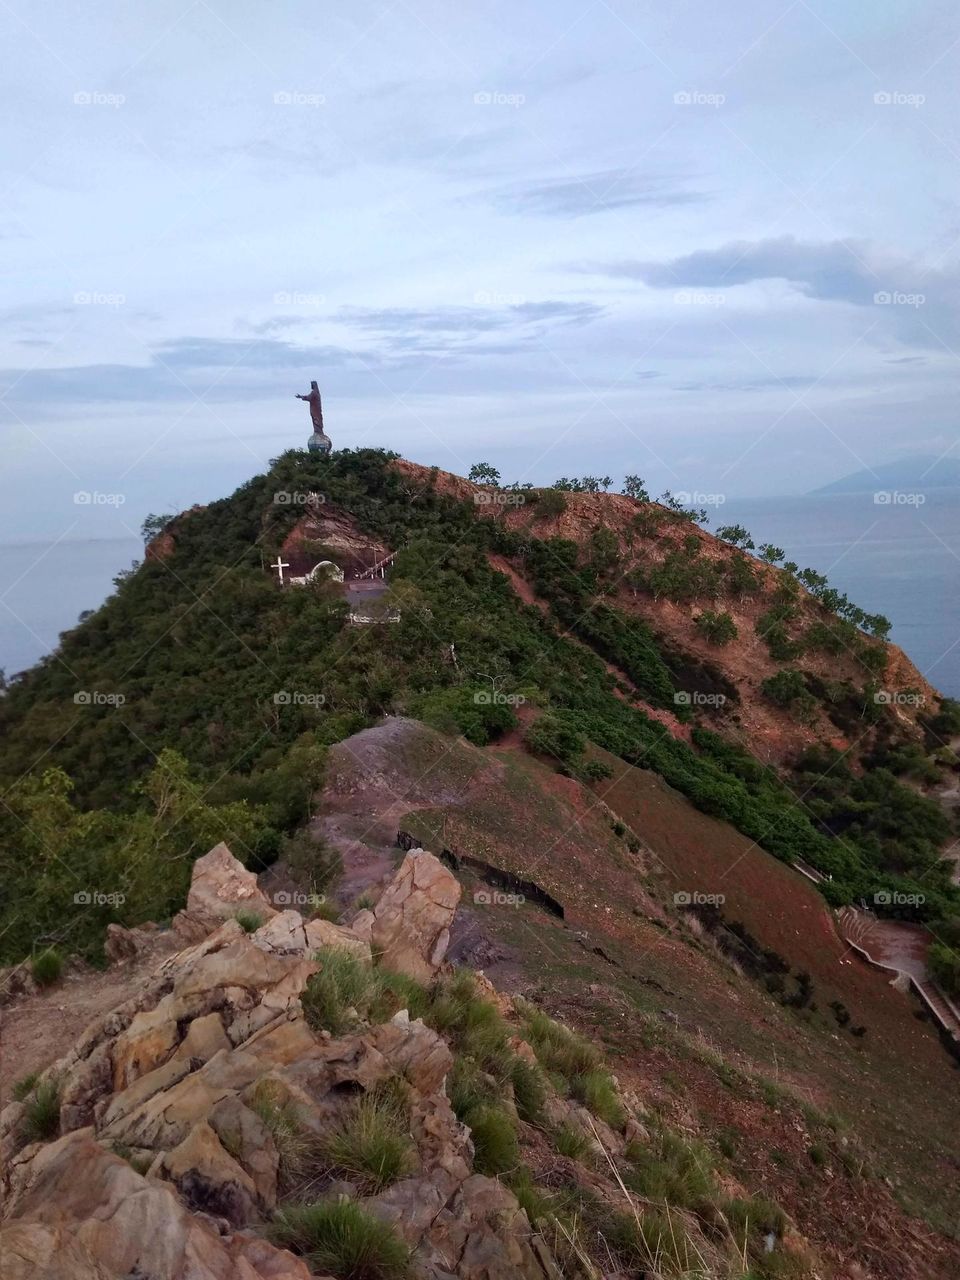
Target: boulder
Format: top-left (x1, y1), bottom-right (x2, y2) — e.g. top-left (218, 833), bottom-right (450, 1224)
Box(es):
top-left (2, 1130), bottom-right (307, 1279)
top-left (180, 843), bottom-right (276, 930)
top-left (368, 849), bottom-right (460, 983)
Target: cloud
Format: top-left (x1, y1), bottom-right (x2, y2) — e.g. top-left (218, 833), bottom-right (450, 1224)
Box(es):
top-left (591, 236), bottom-right (960, 349)
top-left (597, 236), bottom-right (881, 302)
top-left (337, 301), bottom-right (601, 334)
top-left (492, 167), bottom-right (705, 217)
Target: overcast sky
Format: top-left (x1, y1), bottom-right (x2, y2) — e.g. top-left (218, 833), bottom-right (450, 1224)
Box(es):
top-left (2, 0), bottom-right (960, 538)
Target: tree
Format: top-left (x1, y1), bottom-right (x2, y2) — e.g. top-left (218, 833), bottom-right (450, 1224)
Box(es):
top-left (758, 544), bottom-right (784, 564)
top-left (658, 491), bottom-right (709, 523)
top-left (622, 475), bottom-right (650, 502)
top-left (716, 525), bottom-right (755, 550)
top-left (468, 462), bottom-right (500, 485)
top-left (695, 611), bottom-right (738, 646)
top-left (140, 512), bottom-right (173, 544)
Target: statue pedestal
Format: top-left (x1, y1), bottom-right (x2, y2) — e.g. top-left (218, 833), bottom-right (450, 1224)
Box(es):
top-left (307, 430), bottom-right (332, 455)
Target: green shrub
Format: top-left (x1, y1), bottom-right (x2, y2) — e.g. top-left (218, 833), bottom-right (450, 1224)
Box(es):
top-left (234, 909), bottom-right (263, 933)
top-left (536, 488), bottom-right (568, 518)
top-left (695, 610), bottom-right (738, 646)
top-left (20, 1079), bottom-right (60, 1142)
top-left (322, 1090), bottom-right (414, 1193)
top-left (269, 1199), bottom-right (411, 1280)
top-left (523, 716), bottom-right (586, 769)
top-left (31, 948), bottom-right (64, 988)
top-left (582, 757), bottom-right (613, 781)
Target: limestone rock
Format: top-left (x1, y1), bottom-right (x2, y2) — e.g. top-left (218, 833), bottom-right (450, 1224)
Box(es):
top-left (181, 842), bottom-right (276, 930)
top-left (369, 849), bottom-right (460, 983)
top-left (157, 1119), bottom-right (260, 1225)
top-left (2, 1130), bottom-right (307, 1279)
top-left (252, 909), bottom-right (370, 962)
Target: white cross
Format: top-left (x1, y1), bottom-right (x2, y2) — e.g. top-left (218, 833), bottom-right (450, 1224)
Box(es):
top-left (271, 557), bottom-right (290, 585)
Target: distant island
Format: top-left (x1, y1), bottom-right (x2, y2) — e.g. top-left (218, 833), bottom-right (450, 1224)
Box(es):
top-left (812, 455), bottom-right (960, 495)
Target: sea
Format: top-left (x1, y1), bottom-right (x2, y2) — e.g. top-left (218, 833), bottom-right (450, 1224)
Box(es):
top-left (0, 490), bottom-right (958, 695)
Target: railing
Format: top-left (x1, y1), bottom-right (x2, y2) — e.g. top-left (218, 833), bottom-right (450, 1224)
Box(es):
top-left (355, 551), bottom-right (398, 580)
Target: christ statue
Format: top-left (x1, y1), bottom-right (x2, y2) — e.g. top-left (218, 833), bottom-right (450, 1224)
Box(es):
top-left (295, 380), bottom-right (324, 432)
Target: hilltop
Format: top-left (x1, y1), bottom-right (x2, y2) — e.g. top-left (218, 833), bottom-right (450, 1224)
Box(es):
top-left (1, 447), bottom-right (959, 1277)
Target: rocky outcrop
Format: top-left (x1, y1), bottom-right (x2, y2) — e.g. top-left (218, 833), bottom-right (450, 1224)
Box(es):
top-left (352, 847), bottom-right (460, 983)
top-left (174, 842), bottom-right (277, 935)
top-left (0, 845), bottom-right (567, 1280)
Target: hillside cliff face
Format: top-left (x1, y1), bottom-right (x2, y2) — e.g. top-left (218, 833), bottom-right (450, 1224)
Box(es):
top-left (392, 459), bottom-right (939, 768)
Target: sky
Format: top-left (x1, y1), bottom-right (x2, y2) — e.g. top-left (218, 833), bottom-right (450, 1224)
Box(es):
top-left (2, 0), bottom-right (960, 542)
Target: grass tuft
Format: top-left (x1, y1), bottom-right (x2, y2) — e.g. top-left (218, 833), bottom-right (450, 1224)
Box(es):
top-left (31, 948), bottom-right (64, 988)
top-left (465, 1104), bottom-right (519, 1176)
top-left (322, 1089), bottom-right (415, 1193)
top-left (553, 1122), bottom-right (590, 1160)
top-left (303, 947), bottom-right (375, 1035)
top-left (12, 1071), bottom-right (39, 1101)
top-left (248, 1078), bottom-right (314, 1188)
top-left (269, 1199), bottom-right (412, 1280)
top-left (20, 1078), bottom-right (60, 1143)
top-left (234, 909), bottom-right (264, 934)
top-left (570, 1068), bottom-right (625, 1129)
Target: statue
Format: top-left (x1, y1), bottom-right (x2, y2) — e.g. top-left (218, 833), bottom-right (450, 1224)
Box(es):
top-left (296, 380), bottom-right (332, 454)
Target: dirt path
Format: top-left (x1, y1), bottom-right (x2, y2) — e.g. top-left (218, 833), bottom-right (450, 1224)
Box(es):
top-left (0, 937), bottom-right (178, 1106)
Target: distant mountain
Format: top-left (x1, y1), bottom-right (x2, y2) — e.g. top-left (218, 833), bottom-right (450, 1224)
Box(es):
top-left (812, 455), bottom-right (960, 495)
